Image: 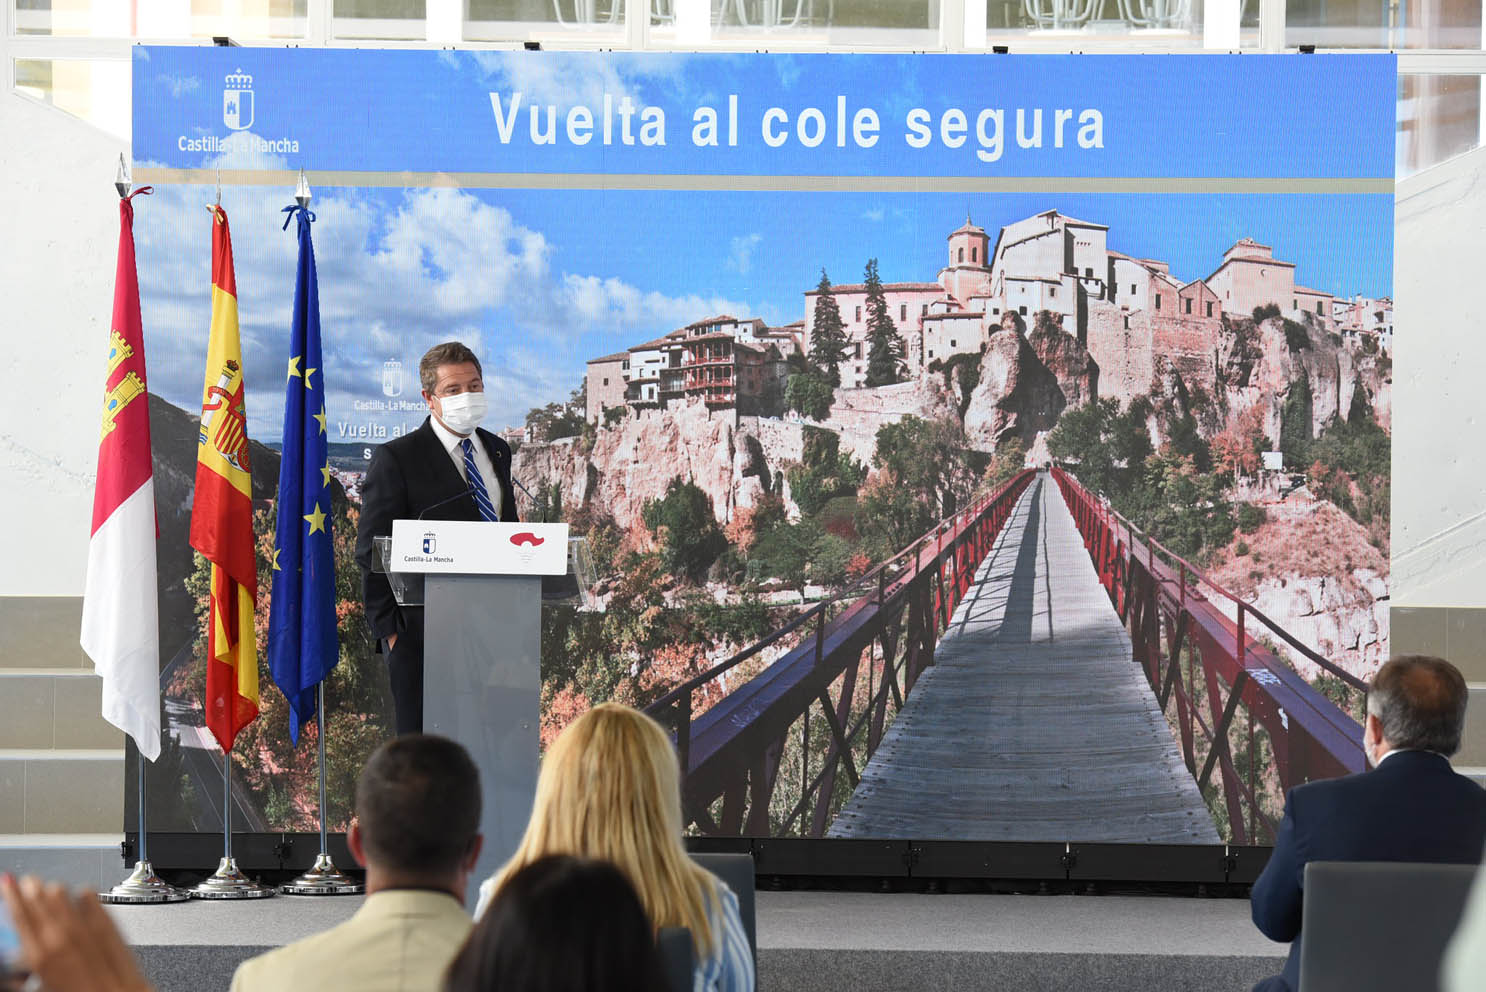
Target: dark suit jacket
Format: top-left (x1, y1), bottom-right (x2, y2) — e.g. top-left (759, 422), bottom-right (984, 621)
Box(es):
top-left (353, 417), bottom-right (518, 646)
top-left (1250, 750), bottom-right (1486, 992)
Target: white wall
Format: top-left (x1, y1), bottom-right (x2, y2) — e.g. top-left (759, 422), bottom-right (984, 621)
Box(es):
top-left (1393, 143), bottom-right (1486, 606)
top-left (1, 70), bottom-right (1483, 605)
top-left (0, 89), bottom-right (125, 596)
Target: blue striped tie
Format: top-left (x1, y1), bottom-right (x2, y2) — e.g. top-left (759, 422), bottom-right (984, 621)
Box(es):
top-left (460, 438), bottom-right (499, 522)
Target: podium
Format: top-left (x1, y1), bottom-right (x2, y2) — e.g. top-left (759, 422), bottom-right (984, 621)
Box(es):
top-left (382, 519), bottom-right (571, 905)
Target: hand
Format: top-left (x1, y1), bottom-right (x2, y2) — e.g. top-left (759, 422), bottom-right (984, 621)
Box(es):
top-left (0, 875), bottom-right (153, 992)
top-left (386, 633), bottom-right (398, 651)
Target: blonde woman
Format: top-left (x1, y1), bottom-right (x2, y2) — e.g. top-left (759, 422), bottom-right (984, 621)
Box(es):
top-left (475, 704), bottom-right (755, 992)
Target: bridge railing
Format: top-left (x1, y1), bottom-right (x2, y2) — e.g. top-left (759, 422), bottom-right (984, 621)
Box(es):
top-left (1051, 467), bottom-right (1366, 844)
top-left (645, 468), bottom-right (1038, 836)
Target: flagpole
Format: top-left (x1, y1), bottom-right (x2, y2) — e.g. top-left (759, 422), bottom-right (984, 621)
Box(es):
top-left (100, 744), bottom-right (189, 904)
top-left (281, 682), bottom-right (362, 895)
top-left (190, 744), bottom-right (274, 899)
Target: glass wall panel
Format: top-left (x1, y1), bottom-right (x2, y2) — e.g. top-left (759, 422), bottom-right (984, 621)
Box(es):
top-left (709, 0), bottom-right (940, 47)
top-left (1398, 72), bottom-right (1483, 176)
top-left (1288, 0), bottom-right (1482, 49)
top-left (14, 0), bottom-right (306, 38)
top-left (13, 58), bottom-right (130, 138)
top-left (464, 0), bottom-right (627, 42)
top-left (983, 0), bottom-right (1227, 50)
top-left (333, 0), bottom-right (426, 39)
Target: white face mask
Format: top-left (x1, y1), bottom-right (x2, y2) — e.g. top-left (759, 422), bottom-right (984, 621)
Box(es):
top-left (437, 391), bottom-right (488, 435)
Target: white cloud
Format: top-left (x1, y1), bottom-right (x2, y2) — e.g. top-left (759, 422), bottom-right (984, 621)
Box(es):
top-left (466, 52), bottom-right (681, 113)
top-left (158, 73), bottom-right (200, 98)
top-left (863, 207), bottom-right (885, 223)
top-left (727, 233), bottom-right (763, 275)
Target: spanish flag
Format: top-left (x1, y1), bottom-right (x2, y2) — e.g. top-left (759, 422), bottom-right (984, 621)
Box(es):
top-left (190, 205), bottom-right (259, 753)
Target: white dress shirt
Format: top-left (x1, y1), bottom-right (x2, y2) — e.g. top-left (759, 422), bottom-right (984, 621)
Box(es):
top-left (428, 413), bottom-right (504, 515)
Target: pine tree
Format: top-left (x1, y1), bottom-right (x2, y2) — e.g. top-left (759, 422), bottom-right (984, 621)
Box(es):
top-left (808, 269), bottom-right (848, 388)
top-left (863, 258), bottom-right (905, 386)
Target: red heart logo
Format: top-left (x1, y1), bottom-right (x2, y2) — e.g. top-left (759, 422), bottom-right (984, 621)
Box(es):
top-left (510, 532), bottom-right (545, 547)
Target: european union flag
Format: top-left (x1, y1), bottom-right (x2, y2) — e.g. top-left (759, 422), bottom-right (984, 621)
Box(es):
top-left (267, 205), bottom-right (337, 744)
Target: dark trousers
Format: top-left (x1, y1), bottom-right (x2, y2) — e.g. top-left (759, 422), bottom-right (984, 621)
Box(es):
top-left (385, 611), bottom-right (425, 735)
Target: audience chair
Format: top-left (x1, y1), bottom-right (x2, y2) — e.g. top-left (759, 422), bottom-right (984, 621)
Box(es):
top-left (1299, 860), bottom-right (1479, 992)
top-left (657, 926), bottom-right (695, 992)
top-left (691, 852), bottom-right (758, 966)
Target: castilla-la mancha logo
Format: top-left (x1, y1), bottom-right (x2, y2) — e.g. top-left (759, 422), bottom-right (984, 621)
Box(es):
top-left (223, 69), bottom-right (254, 131)
top-left (382, 359), bottom-right (404, 398)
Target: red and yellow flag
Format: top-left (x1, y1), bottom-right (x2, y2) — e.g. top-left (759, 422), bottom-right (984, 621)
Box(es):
top-left (189, 205), bottom-right (259, 753)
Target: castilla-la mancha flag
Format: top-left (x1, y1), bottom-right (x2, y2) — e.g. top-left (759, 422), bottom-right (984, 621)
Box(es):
top-left (81, 188), bottom-right (161, 762)
top-left (190, 205), bottom-right (260, 753)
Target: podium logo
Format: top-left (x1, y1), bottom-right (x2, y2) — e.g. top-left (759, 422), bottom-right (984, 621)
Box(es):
top-left (382, 359), bottom-right (404, 398)
top-left (223, 69), bottom-right (254, 131)
top-left (422, 534), bottom-right (437, 555)
top-left (510, 532), bottom-right (545, 547)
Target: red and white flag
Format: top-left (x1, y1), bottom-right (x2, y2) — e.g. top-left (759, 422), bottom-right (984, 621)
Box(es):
top-left (81, 188), bottom-right (161, 761)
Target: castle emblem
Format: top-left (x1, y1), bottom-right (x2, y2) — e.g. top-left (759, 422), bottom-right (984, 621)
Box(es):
top-left (382, 359), bottom-right (404, 398)
top-left (223, 69), bottom-right (254, 131)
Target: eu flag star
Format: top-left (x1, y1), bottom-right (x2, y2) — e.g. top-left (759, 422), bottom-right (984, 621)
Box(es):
top-left (304, 367), bottom-right (318, 389)
top-left (303, 502), bottom-right (327, 535)
top-left (312, 408), bottom-right (327, 435)
top-left (287, 354), bottom-right (303, 380)
top-left (270, 547), bottom-right (282, 571)
top-left (320, 463), bottom-right (333, 488)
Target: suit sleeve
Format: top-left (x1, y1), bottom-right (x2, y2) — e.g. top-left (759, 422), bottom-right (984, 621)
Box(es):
top-left (1251, 789), bottom-right (1305, 943)
top-left (355, 443), bottom-right (408, 643)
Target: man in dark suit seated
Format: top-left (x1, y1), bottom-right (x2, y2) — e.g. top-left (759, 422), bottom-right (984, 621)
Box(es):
top-left (1250, 654), bottom-right (1486, 992)
top-left (354, 341), bottom-right (519, 735)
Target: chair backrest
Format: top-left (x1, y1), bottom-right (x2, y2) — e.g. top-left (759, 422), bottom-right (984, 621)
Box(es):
top-left (656, 926), bottom-right (695, 992)
top-left (1299, 860), bottom-right (1479, 992)
top-left (691, 852), bottom-right (757, 966)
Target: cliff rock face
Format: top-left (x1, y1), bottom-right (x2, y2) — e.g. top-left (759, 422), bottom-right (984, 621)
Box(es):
top-left (1028, 311), bottom-right (1098, 409)
top-left (824, 379), bottom-right (959, 464)
top-left (962, 329), bottom-right (1068, 451)
top-left (1207, 499), bottom-right (1389, 681)
top-left (514, 400), bottom-right (805, 531)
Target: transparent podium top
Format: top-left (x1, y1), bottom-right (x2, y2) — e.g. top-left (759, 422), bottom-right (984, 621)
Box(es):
top-left (374, 534), bottom-right (597, 610)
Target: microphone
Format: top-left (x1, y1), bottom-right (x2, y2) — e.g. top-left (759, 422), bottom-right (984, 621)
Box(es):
top-left (418, 487), bottom-right (475, 520)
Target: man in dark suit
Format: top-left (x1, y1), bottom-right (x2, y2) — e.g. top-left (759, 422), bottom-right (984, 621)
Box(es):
top-left (355, 342), bottom-right (518, 735)
top-left (1251, 654), bottom-right (1486, 992)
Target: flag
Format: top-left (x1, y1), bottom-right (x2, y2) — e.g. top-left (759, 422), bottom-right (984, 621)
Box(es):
top-left (81, 188), bottom-right (162, 761)
top-left (268, 205), bottom-right (338, 744)
top-left (190, 204), bottom-right (259, 753)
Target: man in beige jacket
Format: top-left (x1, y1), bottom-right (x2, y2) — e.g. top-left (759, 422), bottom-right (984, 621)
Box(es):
top-left (231, 735), bottom-right (483, 992)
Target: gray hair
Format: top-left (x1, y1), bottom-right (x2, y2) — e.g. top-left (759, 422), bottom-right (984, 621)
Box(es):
top-left (1366, 655), bottom-right (1469, 755)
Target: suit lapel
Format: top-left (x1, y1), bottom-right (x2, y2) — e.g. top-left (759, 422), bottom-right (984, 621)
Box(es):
top-left (413, 419), bottom-right (480, 520)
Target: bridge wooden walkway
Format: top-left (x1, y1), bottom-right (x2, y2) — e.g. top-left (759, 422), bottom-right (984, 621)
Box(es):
top-left (828, 472), bottom-right (1220, 843)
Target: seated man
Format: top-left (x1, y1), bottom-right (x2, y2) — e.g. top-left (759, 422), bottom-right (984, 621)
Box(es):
top-left (231, 735), bottom-right (483, 992)
top-left (1251, 654), bottom-right (1486, 992)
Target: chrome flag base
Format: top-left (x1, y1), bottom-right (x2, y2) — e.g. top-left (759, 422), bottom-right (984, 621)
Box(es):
top-left (189, 857), bottom-right (276, 899)
top-left (280, 853), bottom-right (364, 895)
top-left (98, 860), bottom-right (190, 904)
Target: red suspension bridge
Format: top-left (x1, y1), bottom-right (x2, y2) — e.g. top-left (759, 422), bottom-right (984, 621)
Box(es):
top-left (645, 467), bottom-right (1368, 845)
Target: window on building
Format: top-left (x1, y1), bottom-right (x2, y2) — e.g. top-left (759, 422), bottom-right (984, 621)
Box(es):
top-left (993, 306), bottom-right (1000, 315)
top-left (853, 342), bottom-right (863, 358)
top-left (900, 303), bottom-right (907, 321)
top-left (1130, 284), bottom-right (1137, 294)
top-left (1049, 286), bottom-right (1057, 298)
top-left (1156, 295), bottom-right (1162, 310)
top-left (928, 349), bottom-right (934, 358)
top-left (921, 304), bottom-right (928, 315)
top-left (1019, 305), bottom-right (1028, 315)
top-left (1206, 302), bottom-right (1214, 317)
top-left (1085, 267), bottom-right (1093, 277)
top-left (622, 360), bottom-right (629, 369)
top-left (1184, 298), bottom-right (1192, 314)
top-left (603, 377), bottom-right (609, 386)
top-left (1317, 301), bottom-right (1324, 315)
top-left (1293, 299), bottom-right (1298, 309)
top-left (958, 247), bottom-right (964, 263)
top-left (855, 306), bottom-right (862, 321)
top-left (972, 247), bottom-right (978, 262)
top-left (950, 339), bottom-right (957, 347)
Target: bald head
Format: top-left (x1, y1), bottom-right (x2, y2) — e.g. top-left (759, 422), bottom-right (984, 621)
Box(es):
top-left (1367, 655), bottom-right (1469, 756)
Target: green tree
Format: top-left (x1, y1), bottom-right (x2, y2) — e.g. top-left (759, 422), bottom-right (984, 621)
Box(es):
top-left (872, 415), bottom-right (980, 519)
top-left (863, 258), bottom-right (905, 386)
top-left (1278, 373), bottom-right (1313, 470)
top-left (808, 268), bottom-right (849, 387)
top-left (1045, 397), bottom-right (1153, 503)
top-left (786, 428), bottom-right (866, 517)
top-left (526, 401), bottom-right (585, 442)
top-left (785, 370), bottom-right (834, 421)
top-left (640, 477), bottom-right (727, 584)
top-left (985, 435), bottom-right (1029, 490)
top-left (1131, 452), bottom-right (1236, 560)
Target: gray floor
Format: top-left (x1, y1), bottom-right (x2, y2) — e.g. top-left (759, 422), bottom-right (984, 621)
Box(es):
top-left (107, 890), bottom-right (1287, 992)
top-left (831, 477), bottom-right (1219, 844)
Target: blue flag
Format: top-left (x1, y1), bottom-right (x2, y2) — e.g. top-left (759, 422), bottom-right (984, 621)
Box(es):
top-left (267, 205), bottom-right (337, 744)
